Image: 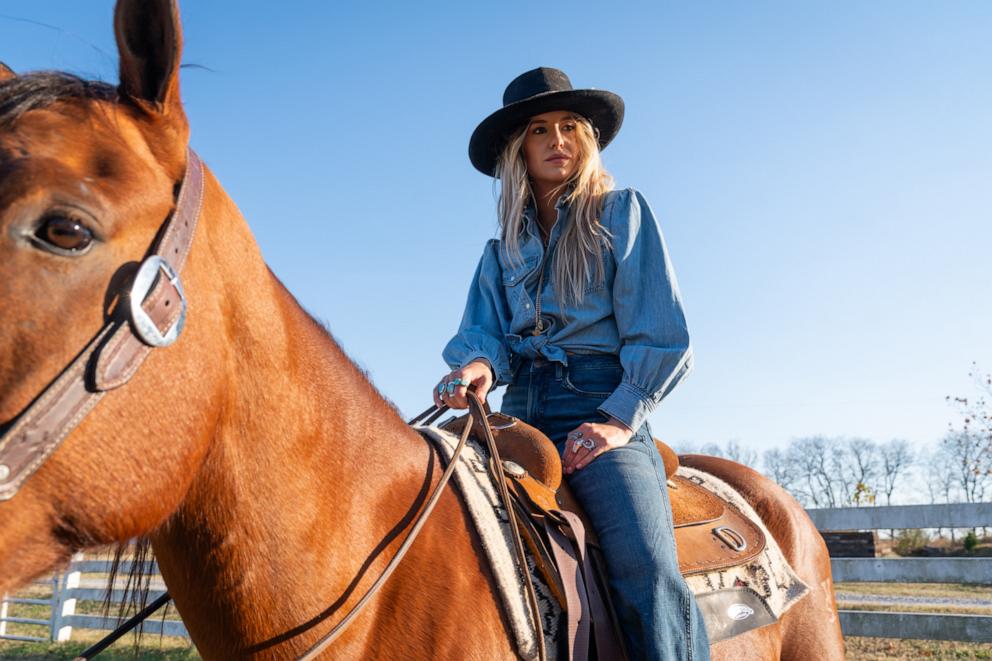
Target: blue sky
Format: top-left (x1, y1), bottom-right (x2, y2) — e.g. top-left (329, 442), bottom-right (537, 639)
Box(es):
top-left (2, 2), bottom-right (990, 454)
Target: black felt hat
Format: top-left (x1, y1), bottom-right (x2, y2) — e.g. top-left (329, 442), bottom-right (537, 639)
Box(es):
top-left (468, 67), bottom-right (625, 177)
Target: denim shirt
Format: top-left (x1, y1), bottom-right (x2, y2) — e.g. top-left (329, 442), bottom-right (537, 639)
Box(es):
top-left (442, 188), bottom-right (692, 433)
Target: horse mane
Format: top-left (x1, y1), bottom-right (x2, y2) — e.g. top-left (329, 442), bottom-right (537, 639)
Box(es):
top-left (0, 71), bottom-right (117, 129)
top-left (103, 538), bottom-right (156, 645)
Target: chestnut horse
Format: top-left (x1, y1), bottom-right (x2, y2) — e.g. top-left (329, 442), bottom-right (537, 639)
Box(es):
top-left (0, 1), bottom-right (844, 658)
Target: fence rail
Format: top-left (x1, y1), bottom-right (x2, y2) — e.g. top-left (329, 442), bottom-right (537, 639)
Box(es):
top-left (0, 554), bottom-right (187, 644)
top-left (811, 501), bottom-right (992, 643)
top-left (808, 502), bottom-right (992, 531)
top-left (839, 611), bottom-right (992, 643)
top-left (0, 576), bottom-right (61, 644)
top-left (830, 557), bottom-right (992, 584)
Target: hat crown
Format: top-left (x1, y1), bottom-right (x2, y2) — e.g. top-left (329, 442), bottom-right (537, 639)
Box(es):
top-left (502, 67), bottom-right (573, 107)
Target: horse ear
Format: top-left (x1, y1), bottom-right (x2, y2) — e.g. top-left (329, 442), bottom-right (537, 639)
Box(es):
top-left (0, 62), bottom-right (15, 82)
top-left (114, 0), bottom-right (183, 114)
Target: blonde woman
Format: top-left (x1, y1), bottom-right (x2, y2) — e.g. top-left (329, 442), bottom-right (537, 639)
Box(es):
top-left (435, 67), bottom-right (708, 660)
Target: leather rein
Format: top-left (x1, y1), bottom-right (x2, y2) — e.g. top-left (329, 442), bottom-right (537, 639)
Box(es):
top-left (0, 149), bottom-right (204, 501)
top-left (296, 398), bottom-right (489, 660)
top-left (73, 397), bottom-right (491, 661)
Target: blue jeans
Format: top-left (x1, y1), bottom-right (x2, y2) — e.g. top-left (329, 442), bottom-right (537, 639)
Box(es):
top-left (501, 354), bottom-right (709, 661)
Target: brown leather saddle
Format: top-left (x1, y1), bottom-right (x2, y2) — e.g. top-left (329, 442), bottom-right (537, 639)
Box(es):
top-left (443, 410), bottom-right (765, 577)
top-left (441, 409), bottom-right (767, 659)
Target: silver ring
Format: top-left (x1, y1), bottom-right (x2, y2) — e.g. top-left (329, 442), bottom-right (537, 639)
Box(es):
top-left (579, 438), bottom-right (596, 450)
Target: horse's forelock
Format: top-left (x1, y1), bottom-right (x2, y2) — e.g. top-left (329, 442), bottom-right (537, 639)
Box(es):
top-left (0, 72), bottom-right (117, 130)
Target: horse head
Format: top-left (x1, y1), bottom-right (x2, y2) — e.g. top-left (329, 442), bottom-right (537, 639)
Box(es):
top-left (0, 0), bottom-right (224, 594)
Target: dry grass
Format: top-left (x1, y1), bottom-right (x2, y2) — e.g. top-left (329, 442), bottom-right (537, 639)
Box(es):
top-left (836, 583), bottom-right (992, 599)
top-left (0, 637), bottom-right (199, 660)
top-left (838, 602), bottom-right (992, 616)
top-left (846, 637), bottom-right (992, 660)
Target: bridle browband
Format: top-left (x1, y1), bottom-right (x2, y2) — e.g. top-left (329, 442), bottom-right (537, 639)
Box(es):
top-left (0, 149), bottom-right (204, 501)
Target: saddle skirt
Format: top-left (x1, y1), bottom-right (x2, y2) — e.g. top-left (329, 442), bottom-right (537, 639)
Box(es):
top-left (419, 414), bottom-right (810, 659)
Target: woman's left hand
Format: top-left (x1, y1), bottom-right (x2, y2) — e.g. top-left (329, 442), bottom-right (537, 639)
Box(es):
top-left (563, 417), bottom-right (634, 474)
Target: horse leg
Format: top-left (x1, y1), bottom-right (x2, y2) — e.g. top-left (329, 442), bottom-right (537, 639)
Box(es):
top-left (680, 454), bottom-right (846, 661)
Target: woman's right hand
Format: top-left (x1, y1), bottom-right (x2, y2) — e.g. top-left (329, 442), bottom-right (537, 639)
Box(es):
top-left (433, 360), bottom-right (495, 410)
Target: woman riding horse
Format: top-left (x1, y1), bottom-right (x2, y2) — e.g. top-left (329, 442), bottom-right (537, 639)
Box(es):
top-left (434, 67), bottom-right (709, 660)
top-left (0, 2), bottom-right (844, 658)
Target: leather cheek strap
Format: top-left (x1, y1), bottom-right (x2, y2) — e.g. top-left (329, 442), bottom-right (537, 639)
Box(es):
top-left (0, 150), bottom-right (204, 501)
top-left (95, 149), bottom-right (203, 390)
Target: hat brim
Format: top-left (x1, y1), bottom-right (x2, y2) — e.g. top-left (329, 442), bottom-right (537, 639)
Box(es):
top-left (468, 88), bottom-right (624, 177)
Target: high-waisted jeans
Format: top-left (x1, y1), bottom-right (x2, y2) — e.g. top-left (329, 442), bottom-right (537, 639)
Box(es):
top-left (501, 353), bottom-right (710, 661)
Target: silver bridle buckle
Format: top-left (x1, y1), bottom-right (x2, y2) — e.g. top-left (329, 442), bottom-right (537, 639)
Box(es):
top-left (129, 255), bottom-right (186, 347)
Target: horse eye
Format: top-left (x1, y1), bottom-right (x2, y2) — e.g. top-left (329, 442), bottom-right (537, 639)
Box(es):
top-left (34, 215), bottom-right (94, 253)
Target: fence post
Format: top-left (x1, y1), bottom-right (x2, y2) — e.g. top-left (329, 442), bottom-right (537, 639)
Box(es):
top-left (47, 573), bottom-right (60, 642)
top-left (0, 593), bottom-right (8, 637)
top-left (51, 552), bottom-right (83, 642)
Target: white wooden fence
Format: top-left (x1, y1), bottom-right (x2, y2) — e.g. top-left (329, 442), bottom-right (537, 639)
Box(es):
top-left (0, 575), bottom-right (61, 643)
top-left (0, 552), bottom-right (187, 643)
top-left (808, 502), bottom-right (992, 643)
top-left (4, 503), bottom-right (991, 646)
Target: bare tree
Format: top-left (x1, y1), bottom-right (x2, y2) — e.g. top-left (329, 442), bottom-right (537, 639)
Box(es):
top-left (762, 448), bottom-right (794, 491)
top-left (759, 436), bottom-right (918, 513)
top-left (787, 436), bottom-right (844, 508)
top-left (927, 444), bottom-right (960, 541)
top-left (946, 362), bottom-right (992, 478)
top-left (832, 438), bottom-right (881, 505)
top-left (879, 439), bottom-right (914, 506)
top-left (776, 436), bottom-right (885, 507)
top-left (941, 430), bottom-right (990, 504)
top-left (724, 440), bottom-right (758, 468)
top-left (673, 440), bottom-right (758, 468)
top-left (670, 440), bottom-right (698, 455)
top-left (699, 442), bottom-right (725, 458)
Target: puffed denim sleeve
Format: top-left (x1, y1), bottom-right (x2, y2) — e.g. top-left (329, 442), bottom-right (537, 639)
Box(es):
top-left (442, 239), bottom-right (514, 385)
top-left (597, 189), bottom-right (693, 432)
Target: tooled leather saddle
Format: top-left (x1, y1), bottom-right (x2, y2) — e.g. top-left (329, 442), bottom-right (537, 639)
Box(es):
top-left (441, 408), bottom-right (766, 660)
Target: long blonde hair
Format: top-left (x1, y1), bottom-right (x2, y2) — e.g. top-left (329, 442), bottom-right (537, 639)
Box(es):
top-left (494, 114), bottom-right (615, 305)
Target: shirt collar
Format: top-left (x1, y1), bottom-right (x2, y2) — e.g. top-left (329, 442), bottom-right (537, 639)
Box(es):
top-left (523, 186), bottom-right (573, 223)
top-left (555, 185), bottom-right (574, 209)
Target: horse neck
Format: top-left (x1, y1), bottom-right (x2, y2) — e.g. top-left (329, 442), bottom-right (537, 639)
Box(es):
top-left (150, 172), bottom-right (434, 652)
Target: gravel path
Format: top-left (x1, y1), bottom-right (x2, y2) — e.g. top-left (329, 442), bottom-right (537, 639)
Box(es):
top-left (836, 591), bottom-right (992, 607)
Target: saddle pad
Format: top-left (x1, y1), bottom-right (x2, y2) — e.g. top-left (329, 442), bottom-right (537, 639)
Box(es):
top-left (418, 424), bottom-right (810, 653)
top-left (416, 424), bottom-right (560, 661)
top-left (677, 466), bottom-right (810, 642)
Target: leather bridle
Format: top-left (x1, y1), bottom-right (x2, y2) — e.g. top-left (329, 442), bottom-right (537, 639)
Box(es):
top-left (0, 149), bottom-right (204, 501)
